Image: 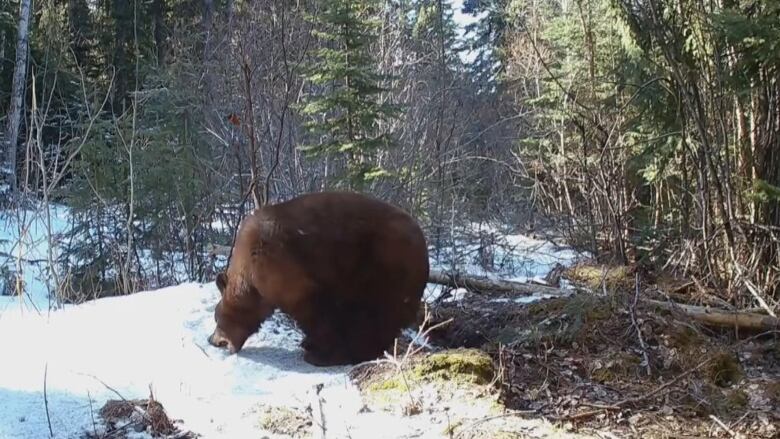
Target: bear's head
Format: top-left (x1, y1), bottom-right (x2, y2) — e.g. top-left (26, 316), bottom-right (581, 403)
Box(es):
top-left (208, 271), bottom-right (272, 354)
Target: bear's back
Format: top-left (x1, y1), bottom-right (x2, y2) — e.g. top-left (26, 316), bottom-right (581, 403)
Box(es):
top-left (249, 192), bottom-right (428, 311)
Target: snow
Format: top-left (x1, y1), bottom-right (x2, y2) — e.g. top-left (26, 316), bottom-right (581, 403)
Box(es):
top-left (1, 283), bottom-right (405, 438)
top-left (1, 282), bottom-right (550, 439)
top-left (425, 223), bottom-right (585, 303)
top-left (0, 209), bottom-right (586, 438)
top-left (0, 206), bottom-right (71, 313)
top-left (429, 225), bottom-right (580, 283)
top-left (491, 295), bottom-right (559, 304)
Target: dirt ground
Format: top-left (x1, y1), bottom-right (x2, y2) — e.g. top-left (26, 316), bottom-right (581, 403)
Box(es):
top-left (421, 269), bottom-right (780, 438)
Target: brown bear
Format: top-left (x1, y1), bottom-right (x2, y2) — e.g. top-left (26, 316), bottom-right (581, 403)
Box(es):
top-left (207, 191), bottom-right (429, 366)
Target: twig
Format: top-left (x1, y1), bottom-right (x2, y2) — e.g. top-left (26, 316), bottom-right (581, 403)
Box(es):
top-left (194, 342), bottom-right (212, 359)
top-left (556, 409), bottom-right (610, 422)
top-left (353, 305), bottom-right (454, 416)
top-left (558, 352), bottom-right (718, 422)
top-left (310, 383), bottom-right (326, 439)
top-left (618, 355), bottom-right (713, 408)
top-left (44, 363), bottom-right (54, 438)
top-left (82, 373), bottom-right (150, 421)
top-left (631, 273), bottom-right (652, 376)
top-left (709, 414), bottom-right (738, 438)
top-left (87, 391), bottom-right (98, 437)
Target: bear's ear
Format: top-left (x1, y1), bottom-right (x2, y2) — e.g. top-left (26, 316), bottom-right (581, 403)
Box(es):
top-left (216, 272), bottom-right (228, 295)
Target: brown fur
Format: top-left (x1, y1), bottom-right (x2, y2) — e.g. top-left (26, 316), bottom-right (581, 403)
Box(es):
top-left (208, 191), bottom-right (429, 366)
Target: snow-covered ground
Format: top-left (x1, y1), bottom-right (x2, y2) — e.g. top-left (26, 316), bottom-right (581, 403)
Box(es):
top-left (0, 206), bottom-right (70, 313)
top-left (0, 207), bottom-right (585, 438)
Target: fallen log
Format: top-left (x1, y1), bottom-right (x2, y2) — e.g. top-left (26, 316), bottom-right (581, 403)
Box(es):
top-left (427, 269), bottom-right (572, 297)
top-left (428, 269), bottom-right (780, 332)
top-left (646, 299), bottom-right (780, 332)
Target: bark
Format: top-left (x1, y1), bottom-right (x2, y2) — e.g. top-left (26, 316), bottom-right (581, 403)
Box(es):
top-left (428, 269), bottom-right (572, 297)
top-left (647, 299), bottom-right (779, 332)
top-left (68, 0), bottom-right (91, 68)
top-left (111, 0), bottom-right (131, 113)
top-left (3, 0), bottom-right (32, 198)
top-left (152, 0), bottom-right (167, 66)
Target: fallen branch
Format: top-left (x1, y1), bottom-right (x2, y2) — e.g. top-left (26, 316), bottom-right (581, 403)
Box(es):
top-left (432, 270), bottom-right (779, 332)
top-left (428, 269), bottom-right (572, 297)
top-left (646, 299), bottom-right (780, 332)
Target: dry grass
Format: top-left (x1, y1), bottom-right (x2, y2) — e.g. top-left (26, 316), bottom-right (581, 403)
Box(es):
top-left (85, 394), bottom-right (196, 439)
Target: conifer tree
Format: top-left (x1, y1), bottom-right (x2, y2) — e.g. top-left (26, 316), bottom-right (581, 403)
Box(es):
top-left (301, 0), bottom-right (398, 187)
top-left (462, 0), bottom-right (507, 88)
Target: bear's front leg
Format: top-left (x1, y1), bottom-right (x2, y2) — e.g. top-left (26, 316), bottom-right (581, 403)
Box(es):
top-left (299, 321), bottom-right (351, 366)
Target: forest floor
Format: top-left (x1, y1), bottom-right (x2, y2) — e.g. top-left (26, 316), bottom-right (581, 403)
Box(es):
top-left (1, 207), bottom-right (778, 438)
top-left (421, 263), bottom-right (780, 438)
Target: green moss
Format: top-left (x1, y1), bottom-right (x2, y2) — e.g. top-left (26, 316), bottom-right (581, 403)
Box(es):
top-left (590, 368), bottom-right (615, 383)
top-left (365, 349), bottom-right (495, 402)
top-left (412, 349), bottom-right (495, 385)
top-left (525, 294), bottom-right (618, 349)
top-left (367, 376), bottom-right (410, 393)
top-left (366, 349), bottom-right (495, 395)
top-left (707, 351), bottom-right (743, 387)
top-left (558, 294), bottom-right (614, 345)
top-left (528, 298), bottom-right (567, 316)
top-left (565, 264), bottom-right (632, 291)
top-left (562, 293), bottom-right (612, 321)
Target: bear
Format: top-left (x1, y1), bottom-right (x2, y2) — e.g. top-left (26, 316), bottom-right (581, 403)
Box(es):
top-left (207, 191), bottom-right (429, 366)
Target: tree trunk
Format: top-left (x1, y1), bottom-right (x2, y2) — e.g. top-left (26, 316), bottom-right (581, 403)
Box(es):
top-left (202, 0), bottom-right (214, 105)
top-left (2, 0), bottom-right (32, 199)
top-left (111, 0), bottom-right (131, 114)
top-left (68, 0), bottom-right (91, 68)
top-left (152, 0), bottom-right (167, 66)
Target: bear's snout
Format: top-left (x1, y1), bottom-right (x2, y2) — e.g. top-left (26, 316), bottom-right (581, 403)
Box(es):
top-left (208, 330), bottom-right (236, 353)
